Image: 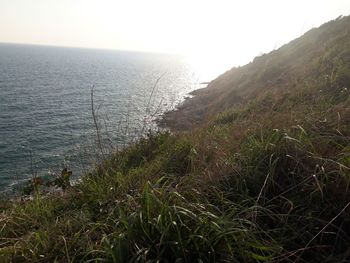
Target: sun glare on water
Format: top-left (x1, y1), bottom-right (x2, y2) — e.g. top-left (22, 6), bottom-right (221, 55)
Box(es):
top-left (1, 0), bottom-right (349, 77)
top-left (1, 0), bottom-right (349, 83)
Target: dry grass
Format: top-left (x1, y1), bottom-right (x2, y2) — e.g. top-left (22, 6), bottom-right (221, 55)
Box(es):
top-left (1, 15), bottom-right (350, 262)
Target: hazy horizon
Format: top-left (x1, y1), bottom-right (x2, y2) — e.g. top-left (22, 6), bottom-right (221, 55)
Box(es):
top-left (0, 41), bottom-right (178, 56)
top-left (1, 0), bottom-right (350, 74)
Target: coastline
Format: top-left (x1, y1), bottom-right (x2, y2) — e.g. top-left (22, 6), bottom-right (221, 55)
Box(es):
top-left (158, 83), bottom-right (214, 131)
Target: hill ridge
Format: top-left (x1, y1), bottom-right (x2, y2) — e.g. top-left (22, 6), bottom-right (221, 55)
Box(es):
top-left (162, 15), bottom-right (350, 130)
top-left (1, 15), bottom-right (350, 262)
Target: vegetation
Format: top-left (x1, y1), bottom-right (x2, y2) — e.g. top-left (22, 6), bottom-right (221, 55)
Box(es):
top-left (1, 16), bottom-right (350, 262)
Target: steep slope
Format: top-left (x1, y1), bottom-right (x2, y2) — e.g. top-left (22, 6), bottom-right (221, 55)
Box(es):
top-left (1, 16), bottom-right (350, 262)
top-left (163, 15), bottom-right (350, 130)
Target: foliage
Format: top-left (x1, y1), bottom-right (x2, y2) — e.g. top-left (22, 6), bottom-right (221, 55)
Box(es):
top-left (1, 16), bottom-right (350, 262)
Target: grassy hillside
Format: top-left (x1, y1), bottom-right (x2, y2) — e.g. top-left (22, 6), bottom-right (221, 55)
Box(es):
top-left (163, 15), bottom-right (350, 130)
top-left (1, 16), bottom-right (350, 262)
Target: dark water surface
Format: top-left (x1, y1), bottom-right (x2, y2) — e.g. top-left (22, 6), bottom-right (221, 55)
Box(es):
top-left (0, 43), bottom-right (204, 193)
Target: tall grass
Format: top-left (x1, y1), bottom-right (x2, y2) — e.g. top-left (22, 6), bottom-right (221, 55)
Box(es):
top-left (1, 95), bottom-right (349, 261)
top-left (1, 17), bottom-right (350, 262)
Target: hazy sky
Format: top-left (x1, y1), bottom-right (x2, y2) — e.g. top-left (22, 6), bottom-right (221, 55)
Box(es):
top-left (1, 0), bottom-right (350, 71)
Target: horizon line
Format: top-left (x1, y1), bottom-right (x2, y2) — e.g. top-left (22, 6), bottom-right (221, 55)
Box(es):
top-left (0, 41), bottom-right (182, 56)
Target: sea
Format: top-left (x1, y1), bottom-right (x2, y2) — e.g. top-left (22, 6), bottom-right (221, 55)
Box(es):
top-left (0, 43), bottom-right (217, 194)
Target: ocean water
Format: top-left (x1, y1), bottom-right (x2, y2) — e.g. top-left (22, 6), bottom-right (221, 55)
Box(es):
top-left (0, 43), bottom-right (206, 193)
